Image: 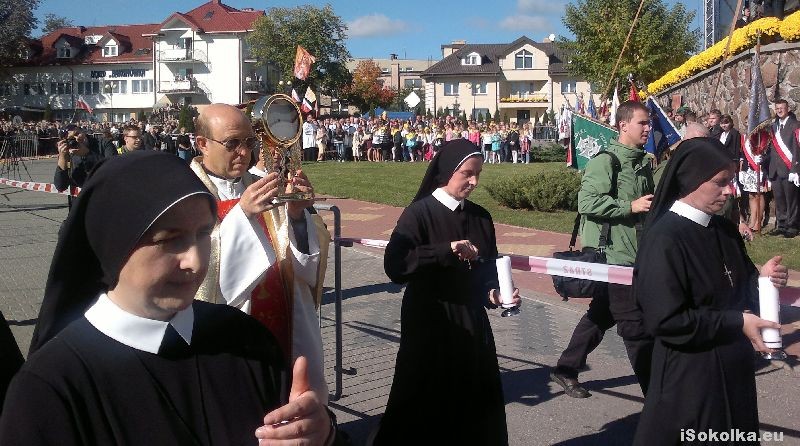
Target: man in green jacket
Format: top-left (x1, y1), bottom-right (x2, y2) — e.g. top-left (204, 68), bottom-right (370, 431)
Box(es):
top-left (551, 101), bottom-right (656, 398)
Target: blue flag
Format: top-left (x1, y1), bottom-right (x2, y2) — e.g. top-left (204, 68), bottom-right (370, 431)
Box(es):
top-left (587, 95), bottom-right (598, 119)
top-left (644, 97), bottom-right (681, 159)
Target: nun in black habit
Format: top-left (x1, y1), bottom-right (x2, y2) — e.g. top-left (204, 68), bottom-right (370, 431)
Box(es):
top-left (2, 151), bottom-right (334, 445)
top-left (374, 140), bottom-right (520, 446)
top-left (632, 138), bottom-right (787, 446)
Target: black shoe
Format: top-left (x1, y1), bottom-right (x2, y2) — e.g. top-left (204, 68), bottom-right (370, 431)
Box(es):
top-left (550, 372), bottom-right (591, 398)
top-left (767, 228), bottom-right (786, 236)
top-left (784, 229), bottom-right (798, 238)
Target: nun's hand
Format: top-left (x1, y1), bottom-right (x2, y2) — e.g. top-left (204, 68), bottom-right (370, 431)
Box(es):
top-left (742, 312), bottom-right (780, 354)
top-left (760, 256), bottom-right (789, 288)
top-left (240, 173), bottom-right (281, 219)
top-left (451, 240), bottom-right (478, 260)
top-left (489, 287), bottom-right (521, 307)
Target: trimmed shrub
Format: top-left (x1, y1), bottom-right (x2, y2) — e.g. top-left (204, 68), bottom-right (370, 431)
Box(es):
top-left (530, 143), bottom-right (568, 163)
top-left (485, 168), bottom-right (581, 212)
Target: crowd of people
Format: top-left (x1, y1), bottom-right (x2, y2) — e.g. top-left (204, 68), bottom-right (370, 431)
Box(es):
top-left (663, 101), bottom-right (800, 239)
top-left (301, 114), bottom-right (551, 164)
top-left (0, 95), bottom-right (795, 444)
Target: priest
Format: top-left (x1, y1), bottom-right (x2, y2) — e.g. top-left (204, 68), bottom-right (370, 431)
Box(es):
top-left (633, 138), bottom-right (787, 445)
top-left (14, 151), bottom-right (334, 445)
top-left (189, 104), bottom-right (330, 401)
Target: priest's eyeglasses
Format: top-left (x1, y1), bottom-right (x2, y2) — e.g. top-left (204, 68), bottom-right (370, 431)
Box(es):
top-left (206, 136), bottom-right (258, 152)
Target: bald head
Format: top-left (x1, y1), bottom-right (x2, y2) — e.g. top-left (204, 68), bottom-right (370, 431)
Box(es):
top-left (196, 103), bottom-right (251, 140)
top-left (196, 103), bottom-right (254, 179)
top-left (683, 122), bottom-right (709, 140)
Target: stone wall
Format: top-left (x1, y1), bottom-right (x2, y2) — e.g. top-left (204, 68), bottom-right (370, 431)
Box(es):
top-left (655, 42), bottom-right (800, 131)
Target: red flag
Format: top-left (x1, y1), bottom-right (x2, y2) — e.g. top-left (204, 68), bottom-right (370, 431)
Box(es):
top-left (293, 45), bottom-right (316, 81)
top-left (76, 98), bottom-right (93, 114)
top-left (301, 98), bottom-right (313, 114)
top-left (628, 83), bottom-right (639, 102)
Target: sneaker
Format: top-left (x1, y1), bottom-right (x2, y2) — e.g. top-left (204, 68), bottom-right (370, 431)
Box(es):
top-left (784, 229), bottom-right (798, 238)
top-left (550, 371), bottom-right (591, 398)
top-left (767, 228), bottom-right (786, 236)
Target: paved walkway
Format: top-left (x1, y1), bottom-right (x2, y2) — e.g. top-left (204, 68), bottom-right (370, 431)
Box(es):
top-left (1, 159), bottom-right (798, 445)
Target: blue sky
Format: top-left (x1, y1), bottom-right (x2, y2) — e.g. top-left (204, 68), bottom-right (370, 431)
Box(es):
top-left (34, 0), bottom-right (702, 61)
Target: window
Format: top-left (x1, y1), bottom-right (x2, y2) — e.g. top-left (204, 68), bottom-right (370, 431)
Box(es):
top-left (78, 81), bottom-right (101, 95)
top-left (0, 84), bottom-right (13, 96)
top-left (381, 68), bottom-right (389, 73)
top-left (405, 67), bottom-right (413, 72)
top-left (463, 53), bottom-right (480, 66)
top-left (444, 82), bottom-right (458, 96)
top-left (57, 47), bottom-right (72, 58)
top-left (404, 79), bottom-right (422, 89)
top-left (23, 83), bottom-right (45, 95)
top-left (471, 82), bottom-right (487, 95)
top-left (103, 45), bottom-right (118, 57)
top-left (510, 82), bottom-right (535, 97)
top-left (472, 108), bottom-right (490, 120)
top-left (561, 80), bottom-right (577, 94)
top-left (105, 80), bottom-right (127, 94)
top-left (515, 50), bottom-right (534, 69)
top-left (50, 82), bottom-right (73, 95)
top-left (131, 79), bottom-right (154, 94)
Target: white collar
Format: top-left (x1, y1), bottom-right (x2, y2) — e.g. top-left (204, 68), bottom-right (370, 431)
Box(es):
top-left (432, 187), bottom-right (464, 211)
top-left (670, 200), bottom-right (711, 227)
top-left (779, 116), bottom-right (789, 126)
top-left (248, 165), bottom-right (267, 178)
top-left (207, 174), bottom-right (245, 200)
top-left (85, 293), bottom-right (194, 354)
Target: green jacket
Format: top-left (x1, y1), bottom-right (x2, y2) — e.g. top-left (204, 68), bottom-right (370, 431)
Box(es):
top-left (578, 140), bottom-right (654, 266)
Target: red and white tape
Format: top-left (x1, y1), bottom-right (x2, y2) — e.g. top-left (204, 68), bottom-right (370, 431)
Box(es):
top-left (0, 177), bottom-right (79, 196)
top-left (338, 237), bottom-right (800, 308)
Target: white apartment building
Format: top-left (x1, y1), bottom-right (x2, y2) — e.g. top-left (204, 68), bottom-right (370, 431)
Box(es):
top-left (421, 36), bottom-right (599, 123)
top-left (0, 0), bottom-right (274, 122)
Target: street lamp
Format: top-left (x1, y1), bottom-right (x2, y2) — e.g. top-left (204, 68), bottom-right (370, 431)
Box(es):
top-left (278, 79), bottom-right (292, 94)
top-left (468, 82), bottom-right (476, 121)
top-left (103, 81), bottom-right (114, 122)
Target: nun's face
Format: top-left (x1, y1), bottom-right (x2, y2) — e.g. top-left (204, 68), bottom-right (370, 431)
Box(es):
top-left (681, 166), bottom-right (735, 214)
top-left (444, 156), bottom-right (483, 201)
top-left (110, 195), bottom-right (215, 321)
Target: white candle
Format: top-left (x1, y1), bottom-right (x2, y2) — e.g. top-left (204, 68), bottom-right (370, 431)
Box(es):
top-left (758, 277), bottom-right (782, 349)
top-left (496, 256), bottom-right (515, 308)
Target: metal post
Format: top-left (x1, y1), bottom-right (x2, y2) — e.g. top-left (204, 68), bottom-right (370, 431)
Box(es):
top-left (313, 203), bottom-right (344, 401)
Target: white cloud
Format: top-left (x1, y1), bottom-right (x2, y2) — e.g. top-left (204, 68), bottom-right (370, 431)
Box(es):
top-left (517, 0), bottom-right (569, 15)
top-left (347, 14), bottom-right (409, 38)
top-left (499, 14), bottom-right (553, 31)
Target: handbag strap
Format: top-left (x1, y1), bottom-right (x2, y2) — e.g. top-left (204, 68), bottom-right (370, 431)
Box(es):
top-left (568, 213), bottom-right (581, 250)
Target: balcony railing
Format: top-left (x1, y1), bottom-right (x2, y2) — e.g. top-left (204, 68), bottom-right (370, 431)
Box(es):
top-left (158, 48), bottom-right (207, 63)
top-left (243, 80), bottom-right (267, 94)
top-left (499, 94), bottom-right (549, 103)
top-left (158, 78), bottom-right (199, 93)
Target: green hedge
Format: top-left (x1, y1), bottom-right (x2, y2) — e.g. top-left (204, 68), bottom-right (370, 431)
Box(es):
top-left (530, 143), bottom-right (567, 163)
top-left (485, 167), bottom-right (581, 212)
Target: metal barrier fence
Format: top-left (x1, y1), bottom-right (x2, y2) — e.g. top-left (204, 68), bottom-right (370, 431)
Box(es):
top-left (531, 125), bottom-right (557, 141)
top-left (0, 134), bottom-right (39, 159)
top-left (312, 203), bottom-right (345, 401)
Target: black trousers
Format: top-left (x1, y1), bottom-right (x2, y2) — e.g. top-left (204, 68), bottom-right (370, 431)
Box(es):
top-left (555, 282), bottom-right (654, 395)
top-left (772, 178), bottom-right (799, 231)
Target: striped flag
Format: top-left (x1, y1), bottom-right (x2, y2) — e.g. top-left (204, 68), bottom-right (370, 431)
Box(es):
top-left (291, 88), bottom-right (301, 103)
top-left (76, 98), bottom-right (93, 114)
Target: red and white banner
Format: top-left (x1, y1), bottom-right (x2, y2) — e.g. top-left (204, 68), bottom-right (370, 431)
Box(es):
top-left (770, 128), bottom-right (794, 170)
top-left (76, 98), bottom-right (93, 115)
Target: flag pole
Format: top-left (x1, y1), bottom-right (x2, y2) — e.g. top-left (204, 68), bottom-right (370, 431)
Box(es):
top-left (710, 0), bottom-right (744, 109)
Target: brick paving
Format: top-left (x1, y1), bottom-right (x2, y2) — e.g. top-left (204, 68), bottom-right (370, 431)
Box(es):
top-left (1, 159), bottom-right (798, 445)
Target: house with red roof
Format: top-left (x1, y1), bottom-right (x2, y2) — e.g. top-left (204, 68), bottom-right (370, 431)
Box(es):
top-left (0, 0), bottom-right (275, 121)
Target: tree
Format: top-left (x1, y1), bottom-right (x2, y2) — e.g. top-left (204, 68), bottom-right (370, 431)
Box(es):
top-left (390, 86), bottom-right (425, 114)
top-left (0, 0), bottom-right (39, 66)
top-left (342, 59), bottom-right (395, 114)
top-left (248, 5), bottom-right (351, 95)
top-left (562, 0), bottom-right (697, 97)
top-left (42, 13), bottom-right (72, 35)
top-left (178, 105), bottom-right (196, 133)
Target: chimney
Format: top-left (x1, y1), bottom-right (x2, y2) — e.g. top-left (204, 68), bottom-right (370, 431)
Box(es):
top-left (390, 53), bottom-right (398, 60)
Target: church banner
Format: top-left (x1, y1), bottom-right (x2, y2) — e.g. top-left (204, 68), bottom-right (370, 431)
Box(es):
top-left (570, 114), bottom-right (618, 170)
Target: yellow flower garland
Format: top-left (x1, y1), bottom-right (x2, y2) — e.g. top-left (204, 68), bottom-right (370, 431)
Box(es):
top-left (648, 13), bottom-right (800, 95)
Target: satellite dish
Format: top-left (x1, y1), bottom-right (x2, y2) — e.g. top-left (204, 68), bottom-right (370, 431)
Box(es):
top-left (12, 115), bottom-right (22, 125)
top-left (548, 34), bottom-right (556, 42)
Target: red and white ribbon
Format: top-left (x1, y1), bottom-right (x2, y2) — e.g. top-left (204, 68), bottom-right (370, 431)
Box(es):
top-left (338, 237), bottom-right (800, 307)
top-left (0, 177), bottom-right (79, 196)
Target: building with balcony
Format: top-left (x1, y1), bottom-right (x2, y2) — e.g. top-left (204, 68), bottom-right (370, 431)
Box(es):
top-left (0, 0), bottom-right (277, 122)
top-left (421, 36), bottom-right (598, 123)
